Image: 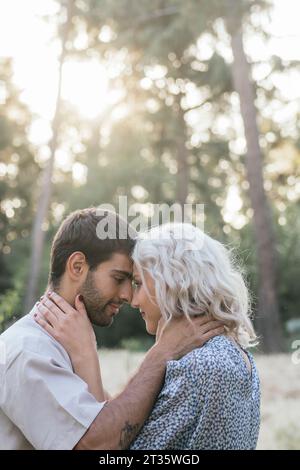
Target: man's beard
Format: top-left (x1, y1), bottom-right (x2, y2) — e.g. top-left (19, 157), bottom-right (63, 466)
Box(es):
top-left (79, 271), bottom-right (118, 327)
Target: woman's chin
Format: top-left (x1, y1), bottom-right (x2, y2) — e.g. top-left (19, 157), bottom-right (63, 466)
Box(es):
top-left (145, 322), bottom-right (157, 336)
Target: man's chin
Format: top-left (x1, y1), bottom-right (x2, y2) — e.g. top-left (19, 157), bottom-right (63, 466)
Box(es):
top-left (94, 317), bottom-right (114, 328)
top-left (88, 311), bottom-right (114, 328)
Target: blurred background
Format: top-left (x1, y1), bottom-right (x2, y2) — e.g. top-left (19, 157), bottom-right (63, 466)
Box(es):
top-left (0, 0), bottom-right (299, 449)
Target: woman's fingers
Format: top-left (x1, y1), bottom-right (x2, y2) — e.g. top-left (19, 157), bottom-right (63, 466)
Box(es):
top-left (40, 297), bottom-right (61, 320)
top-left (74, 294), bottom-right (88, 316)
top-left (34, 309), bottom-right (55, 333)
top-left (47, 291), bottom-right (76, 315)
top-left (35, 303), bottom-right (58, 328)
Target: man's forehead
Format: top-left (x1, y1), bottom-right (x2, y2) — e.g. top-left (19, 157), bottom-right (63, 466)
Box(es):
top-left (109, 252), bottom-right (133, 271)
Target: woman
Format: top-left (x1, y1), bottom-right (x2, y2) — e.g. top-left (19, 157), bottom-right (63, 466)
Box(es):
top-left (35, 223), bottom-right (260, 449)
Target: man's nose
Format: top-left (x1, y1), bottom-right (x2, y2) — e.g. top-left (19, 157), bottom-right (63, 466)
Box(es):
top-left (119, 280), bottom-right (133, 304)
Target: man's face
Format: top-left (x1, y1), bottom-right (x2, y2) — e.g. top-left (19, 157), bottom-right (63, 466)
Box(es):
top-left (79, 253), bottom-right (133, 327)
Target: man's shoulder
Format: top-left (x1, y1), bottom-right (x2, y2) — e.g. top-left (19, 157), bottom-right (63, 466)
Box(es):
top-left (0, 312), bottom-right (70, 368)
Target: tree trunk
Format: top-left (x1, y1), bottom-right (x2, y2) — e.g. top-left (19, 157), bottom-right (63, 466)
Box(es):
top-left (227, 16), bottom-right (284, 352)
top-left (24, 1), bottom-right (73, 312)
top-left (175, 96), bottom-right (189, 207)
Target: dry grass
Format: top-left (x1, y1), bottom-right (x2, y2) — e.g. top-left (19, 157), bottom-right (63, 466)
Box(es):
top-left (255, 354), bottom-right (300, 450)
top-left (98, 349), bottom-right (300, 450)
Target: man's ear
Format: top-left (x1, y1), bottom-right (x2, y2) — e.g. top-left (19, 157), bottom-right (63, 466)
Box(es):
top-left (66, 251), bottom-right (89, 281)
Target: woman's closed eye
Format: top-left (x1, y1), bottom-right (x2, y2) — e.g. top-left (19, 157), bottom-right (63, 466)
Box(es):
top-left (132, 279), bottom-right (142, 290)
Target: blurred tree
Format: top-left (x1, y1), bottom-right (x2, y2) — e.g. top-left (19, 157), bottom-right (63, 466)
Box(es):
top-left (24, 0), bottom-right (74, 312)
top-left (224, 0), bottom-right (284, 351)
top-left (0, 58), bottom-right (39, 330)
top-left (95, 0), bottom-right (290, 351)
top-left (2, 0), bottom-right (299, 348)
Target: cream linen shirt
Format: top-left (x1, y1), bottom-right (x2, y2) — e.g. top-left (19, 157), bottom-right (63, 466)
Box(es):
top-left (0, 306), bottom-right (105, 449)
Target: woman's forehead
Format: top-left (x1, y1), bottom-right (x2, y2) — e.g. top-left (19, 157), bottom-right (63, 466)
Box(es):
top-left (133, 263), bottom-right (140, 276)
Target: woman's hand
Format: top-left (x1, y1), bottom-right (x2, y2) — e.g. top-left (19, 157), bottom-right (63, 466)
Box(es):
top-left (34, 291), bottom-right (105, 402)
top-left (34, 291), bottom-right (97, 359)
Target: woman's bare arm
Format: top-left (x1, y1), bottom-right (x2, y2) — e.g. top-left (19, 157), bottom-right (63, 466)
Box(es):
top-left (35, 294), bottom-right (105, 402)
top-left (71, 348), bottom-right (105, 402)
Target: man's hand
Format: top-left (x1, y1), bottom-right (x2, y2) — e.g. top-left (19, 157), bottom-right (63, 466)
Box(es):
top-left (155, 314), bottom-right (224, 361)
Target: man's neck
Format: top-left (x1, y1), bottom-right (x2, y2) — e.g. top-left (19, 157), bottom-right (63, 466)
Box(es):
top-left (46, 280), bottom-right (76, 308)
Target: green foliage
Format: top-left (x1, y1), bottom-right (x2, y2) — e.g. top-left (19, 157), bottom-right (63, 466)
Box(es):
top-left (0, 0), bottom-right (299, 348)
top-left (0, 58), bottom-right (39, 302)
top-left (276, 205), bottom-right (300, 322)
top-left (0, 281), bottom-right (23, 332)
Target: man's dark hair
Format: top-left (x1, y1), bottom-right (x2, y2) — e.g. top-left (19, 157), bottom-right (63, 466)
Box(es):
top-left (49, 208), bottom-right (136, 288)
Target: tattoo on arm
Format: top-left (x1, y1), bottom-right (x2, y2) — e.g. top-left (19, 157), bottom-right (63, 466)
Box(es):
top-left (119, 421), bottom-right (140, 449)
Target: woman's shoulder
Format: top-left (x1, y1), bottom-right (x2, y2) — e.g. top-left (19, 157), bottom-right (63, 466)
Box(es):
top-left (173, 334), bottom-right (234, 365)
top-left (166, 335), bottom-right (254, 383)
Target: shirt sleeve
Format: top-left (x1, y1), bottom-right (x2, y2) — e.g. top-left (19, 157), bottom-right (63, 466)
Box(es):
top-left (2, 346), bottom-right (105, 450)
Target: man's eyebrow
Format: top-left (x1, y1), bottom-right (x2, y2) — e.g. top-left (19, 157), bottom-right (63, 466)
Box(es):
top-left (111, 269), bottom-right (133, 279)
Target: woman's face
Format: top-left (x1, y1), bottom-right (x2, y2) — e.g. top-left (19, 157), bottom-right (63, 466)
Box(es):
top-left (131, 264), bottom-right (162, 335)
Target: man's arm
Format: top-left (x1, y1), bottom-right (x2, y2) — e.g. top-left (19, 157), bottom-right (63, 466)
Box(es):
top-left (34, 293), bottom-right (224, 449)
top-left (74, 317), bottom-right (224, 450)
top-left (74, 345), bottom-right (167, 449)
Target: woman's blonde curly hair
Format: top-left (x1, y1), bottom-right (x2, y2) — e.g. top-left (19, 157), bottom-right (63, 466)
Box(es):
top-left (133, 223), bottom-right (258, 348)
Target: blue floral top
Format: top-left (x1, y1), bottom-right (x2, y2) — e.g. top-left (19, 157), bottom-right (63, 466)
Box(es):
top-left (130, 335), bottom-right (260, 450)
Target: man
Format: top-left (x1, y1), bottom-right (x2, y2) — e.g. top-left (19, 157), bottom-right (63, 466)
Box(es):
top-left (0, 208), bottom-right (223, 450)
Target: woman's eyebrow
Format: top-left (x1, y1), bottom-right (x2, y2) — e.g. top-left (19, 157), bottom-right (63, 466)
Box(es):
top-left (111, 269), bottom-right (133, 279)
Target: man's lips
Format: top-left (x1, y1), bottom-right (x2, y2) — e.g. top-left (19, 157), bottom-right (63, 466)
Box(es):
top-left (108, 303), bottom-right (122, 314)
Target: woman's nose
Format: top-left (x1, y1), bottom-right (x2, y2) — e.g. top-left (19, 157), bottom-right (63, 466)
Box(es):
top-left (131, 290), bottom-right (140, 309)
